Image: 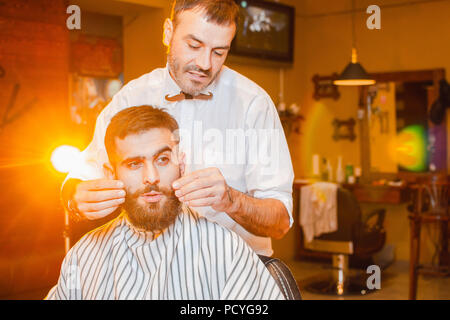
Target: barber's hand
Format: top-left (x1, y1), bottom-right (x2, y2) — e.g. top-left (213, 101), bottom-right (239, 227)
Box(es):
top-left (73, 179), bottom-right (126, 220)
top-left (172, 168), bottom-right (235, 213)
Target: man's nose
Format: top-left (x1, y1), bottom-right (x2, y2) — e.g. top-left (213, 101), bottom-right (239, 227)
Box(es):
top-left (143, 165), bottom-right (160, 185)
top-left (195, 48), bottom-right (212, 72)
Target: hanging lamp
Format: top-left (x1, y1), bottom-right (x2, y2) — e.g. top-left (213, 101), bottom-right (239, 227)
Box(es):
top-left (334, 0), bottom-right (375, 86)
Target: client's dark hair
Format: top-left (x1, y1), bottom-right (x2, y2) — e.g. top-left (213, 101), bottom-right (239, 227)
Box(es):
top-left (105, 106), bottom-right (179, 163)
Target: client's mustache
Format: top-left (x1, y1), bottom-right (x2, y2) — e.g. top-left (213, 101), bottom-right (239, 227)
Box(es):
top-left (128, 184), bottom-right (174, 198)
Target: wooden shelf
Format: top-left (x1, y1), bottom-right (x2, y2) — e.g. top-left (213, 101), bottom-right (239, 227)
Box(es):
top-left (342, 184), bottom-right (410, 204)
top-left (293, 181), bottom-right (410, 205)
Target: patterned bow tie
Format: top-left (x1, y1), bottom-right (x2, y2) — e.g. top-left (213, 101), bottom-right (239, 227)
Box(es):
top-left (165, 91), bottom-right (213, 102)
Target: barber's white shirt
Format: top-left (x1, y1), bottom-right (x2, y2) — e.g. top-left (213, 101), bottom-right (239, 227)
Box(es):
top-left (67, 64), bottom-right (294, 256)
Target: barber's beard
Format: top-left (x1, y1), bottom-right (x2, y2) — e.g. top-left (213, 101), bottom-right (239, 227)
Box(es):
top-left (168, 48), bottom-right (219, 96)
top-left (123, 184), bottom-right (181, 233)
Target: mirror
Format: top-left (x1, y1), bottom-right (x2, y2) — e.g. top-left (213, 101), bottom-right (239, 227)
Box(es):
top-left (359, 69), bottom-right (447, 182)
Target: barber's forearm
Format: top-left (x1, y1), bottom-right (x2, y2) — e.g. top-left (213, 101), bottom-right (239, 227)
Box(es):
top-left (225, 188), bottom-right (290, 240)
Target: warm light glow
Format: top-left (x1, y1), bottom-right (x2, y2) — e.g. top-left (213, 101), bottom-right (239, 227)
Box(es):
top-left (50, 145), bottom-right (82, 173)
top-left (351, 48), bottom-right (358, 64)
top-left (392, 125), bottom-right (427, 172)
top-left (333, 79), bottom-right (376, 86)
top-left (337, 283), bottom-right (344, 295)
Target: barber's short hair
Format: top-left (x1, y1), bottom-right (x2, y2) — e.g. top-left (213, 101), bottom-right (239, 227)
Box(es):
top-left (105, 106), bottom-right (179, 163)
top-left (171, 0), bottom-right (240, 28)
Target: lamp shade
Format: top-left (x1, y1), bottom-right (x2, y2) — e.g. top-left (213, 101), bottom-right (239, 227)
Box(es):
top-left (334, 48), bottom-right (375, 86)
top-left (333, 62), bottom-right (375, 86)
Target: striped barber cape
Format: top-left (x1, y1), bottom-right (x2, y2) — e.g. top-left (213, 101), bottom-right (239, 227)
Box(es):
top-left (46, 206), bottom-right (284, 300)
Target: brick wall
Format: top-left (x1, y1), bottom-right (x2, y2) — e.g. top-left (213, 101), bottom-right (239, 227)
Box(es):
top-left (0, 0), bottom-right (70, 298)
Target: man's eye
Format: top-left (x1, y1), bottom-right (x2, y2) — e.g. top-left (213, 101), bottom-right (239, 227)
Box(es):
top-left (189, 44), bottom-right (200, 49)
top-left (127, 161), bottom-right (142, 169)
top-left (156, 156), bottom-right (169, 166)
top-left (214, 51), bottom-right (225, 57)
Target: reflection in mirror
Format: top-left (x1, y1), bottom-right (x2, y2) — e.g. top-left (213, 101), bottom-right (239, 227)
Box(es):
top-left (369, 81), bottom-right (433, 174)
top-left (359, 69), bottom-right (446, 183)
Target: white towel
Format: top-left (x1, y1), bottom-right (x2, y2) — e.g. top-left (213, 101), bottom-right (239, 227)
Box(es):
top-left (300, 182), bottom-right (338, 243)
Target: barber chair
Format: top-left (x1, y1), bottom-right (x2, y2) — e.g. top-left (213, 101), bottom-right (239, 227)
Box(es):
top-left (258, 255), bottom-right (302, 300)
top-left (301, 188), bottom-right (386, 296)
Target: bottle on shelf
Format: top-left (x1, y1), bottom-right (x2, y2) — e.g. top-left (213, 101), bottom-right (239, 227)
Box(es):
top-left (321, 158), bottom-right (329, 181)
top-left (312, 154), bottom-right (320, 179)
top-left (327, 159), bottom-right (333, 182)
top-left (355, 167), bottom-right (362, 184)
top-left (336, 156), bottom-right (345, 184)
top-left (345, 164), bottom-right (354, 184)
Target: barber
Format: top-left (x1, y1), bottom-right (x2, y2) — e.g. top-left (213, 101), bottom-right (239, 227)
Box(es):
top-left (62, 0), bottom-right (294, 257)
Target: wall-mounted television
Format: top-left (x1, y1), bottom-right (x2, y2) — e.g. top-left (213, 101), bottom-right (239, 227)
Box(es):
top-left (230, 0), bottom-right (295, 63)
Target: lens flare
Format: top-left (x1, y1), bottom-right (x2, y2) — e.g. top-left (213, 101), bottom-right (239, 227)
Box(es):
top-left (50, 145), bottom-right (82, 173)
top-left (392, 125), bottom-right (427, 172)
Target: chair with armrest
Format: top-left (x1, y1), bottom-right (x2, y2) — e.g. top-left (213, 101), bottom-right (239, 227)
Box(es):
top-left (302, 187), bottom-right (386, 296)
top-left (407, 175), bottom-right (449, 300)
top-left (258, 255), bottom-right (302, 300)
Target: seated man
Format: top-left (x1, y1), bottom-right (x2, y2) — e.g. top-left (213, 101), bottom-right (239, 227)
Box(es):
top-left (46, 106), bottom-right (284, 300)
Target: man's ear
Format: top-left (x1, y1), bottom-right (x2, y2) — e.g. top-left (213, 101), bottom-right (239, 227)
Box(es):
top-left (103, 162), bottom-right (116, 180)
top-left (163, 18), bottom-right (174, 48)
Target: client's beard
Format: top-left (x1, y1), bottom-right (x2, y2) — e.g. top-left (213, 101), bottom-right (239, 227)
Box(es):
top-left (123, 184), bottom-right (181, 233)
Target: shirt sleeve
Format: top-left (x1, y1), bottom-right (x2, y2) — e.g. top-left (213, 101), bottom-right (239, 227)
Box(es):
top-left (220, 232), bottom-right (285, 300)
top-left (244, 94), bottom-right (294, 227)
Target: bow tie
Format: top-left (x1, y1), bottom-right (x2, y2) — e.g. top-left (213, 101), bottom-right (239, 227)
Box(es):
top-left (165, 91), bottom-right (213, 102)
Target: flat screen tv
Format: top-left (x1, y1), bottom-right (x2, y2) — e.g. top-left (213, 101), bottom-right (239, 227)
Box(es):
top-left (230, 0), bottom-right (295, 63)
